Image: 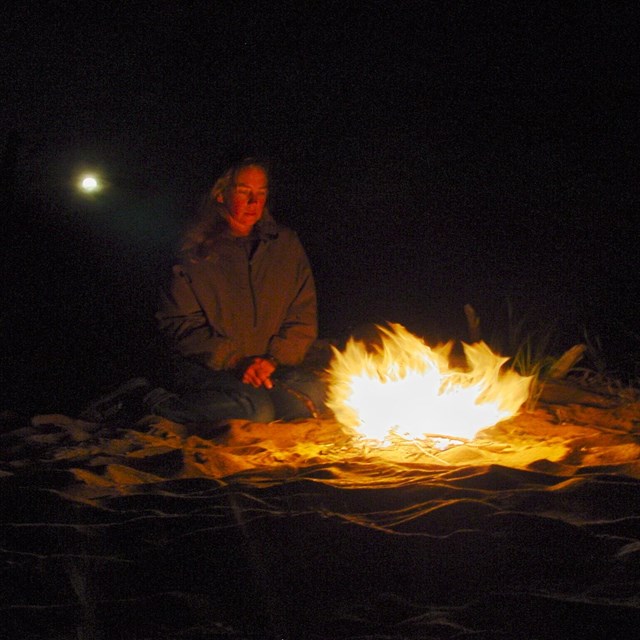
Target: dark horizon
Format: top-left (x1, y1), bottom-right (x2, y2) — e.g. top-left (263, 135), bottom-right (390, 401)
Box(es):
top-left (1, 2), bottom-right (638, 413)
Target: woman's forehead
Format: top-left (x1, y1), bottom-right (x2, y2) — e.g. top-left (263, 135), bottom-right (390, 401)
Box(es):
top-left (234, 165), bottom-right (269, 186)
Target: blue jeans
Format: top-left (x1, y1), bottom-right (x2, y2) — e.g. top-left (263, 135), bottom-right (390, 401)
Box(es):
top-left (147, 358), bottom-right (326, 424)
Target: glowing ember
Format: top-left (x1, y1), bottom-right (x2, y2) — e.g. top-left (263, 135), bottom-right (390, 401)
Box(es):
top-left (326, 323), bottom-right (532, 446)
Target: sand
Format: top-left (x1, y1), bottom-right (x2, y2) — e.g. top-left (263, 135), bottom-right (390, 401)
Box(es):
top-left (2, 379), bottom-right (640, 639)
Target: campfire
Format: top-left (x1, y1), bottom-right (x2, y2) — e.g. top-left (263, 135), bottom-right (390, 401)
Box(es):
top-left (326, 323), bottom-right (532, 447)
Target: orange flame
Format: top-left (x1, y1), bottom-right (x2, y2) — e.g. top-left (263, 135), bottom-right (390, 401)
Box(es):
top-left (326, 323), bottom-right (532, 445)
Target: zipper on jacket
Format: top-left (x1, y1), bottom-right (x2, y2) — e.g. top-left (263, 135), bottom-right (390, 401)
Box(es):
top-left (247, 259), bottom-right (258, 328)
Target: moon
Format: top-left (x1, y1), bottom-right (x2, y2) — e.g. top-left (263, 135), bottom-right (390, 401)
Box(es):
top-left (77, 173), bottom-right (102, 194)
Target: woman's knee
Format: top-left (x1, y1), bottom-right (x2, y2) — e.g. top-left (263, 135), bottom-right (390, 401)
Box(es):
top-left (168, 361), bottom-right (276, 422)
top-left (240, 386), bottom-right (275, 422)
top-left (271, 369), bottom-right (327, 420)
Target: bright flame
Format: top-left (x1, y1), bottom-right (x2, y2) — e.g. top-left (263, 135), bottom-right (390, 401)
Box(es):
top-left (326, 323), bottom-right (532, 446)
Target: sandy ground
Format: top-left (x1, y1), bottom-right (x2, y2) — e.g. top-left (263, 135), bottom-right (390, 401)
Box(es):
top-left (2, 379), bottom-right (640, 639)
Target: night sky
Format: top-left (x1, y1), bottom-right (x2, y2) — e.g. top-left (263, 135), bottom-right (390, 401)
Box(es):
top-left (1, 1), bottom-right (638, 412)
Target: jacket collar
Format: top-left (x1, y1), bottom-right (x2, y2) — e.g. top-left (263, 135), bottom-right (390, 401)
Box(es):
top-left (254, 209), bottom-right (279, 240)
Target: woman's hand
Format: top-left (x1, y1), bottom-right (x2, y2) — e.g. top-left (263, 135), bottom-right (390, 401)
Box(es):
top-left (241, 356), bottom-right (277, 389)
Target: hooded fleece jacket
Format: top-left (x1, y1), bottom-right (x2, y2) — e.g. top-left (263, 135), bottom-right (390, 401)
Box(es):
top-left (156, 211), bottom-right (317, 371)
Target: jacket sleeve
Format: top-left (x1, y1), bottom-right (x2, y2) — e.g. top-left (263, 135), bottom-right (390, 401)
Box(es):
top-left (155, 265), bottom-right (240, 370)
top-left (267, 239), bottom-right (318, 366)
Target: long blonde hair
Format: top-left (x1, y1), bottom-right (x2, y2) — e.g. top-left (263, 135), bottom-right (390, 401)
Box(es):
top-left (180, 158), bottom-right (271, 261)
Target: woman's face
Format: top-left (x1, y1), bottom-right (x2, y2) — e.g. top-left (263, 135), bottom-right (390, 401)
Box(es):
top-left (218, 165), bottom-right (269, 236)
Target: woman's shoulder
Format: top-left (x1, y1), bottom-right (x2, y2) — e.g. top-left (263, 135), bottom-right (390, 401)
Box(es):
top-left (263, 216), bottom-right (301, 241)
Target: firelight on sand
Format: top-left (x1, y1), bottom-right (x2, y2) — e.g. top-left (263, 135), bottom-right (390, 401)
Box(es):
top-left (327, 323), bottom-right (532, 446)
